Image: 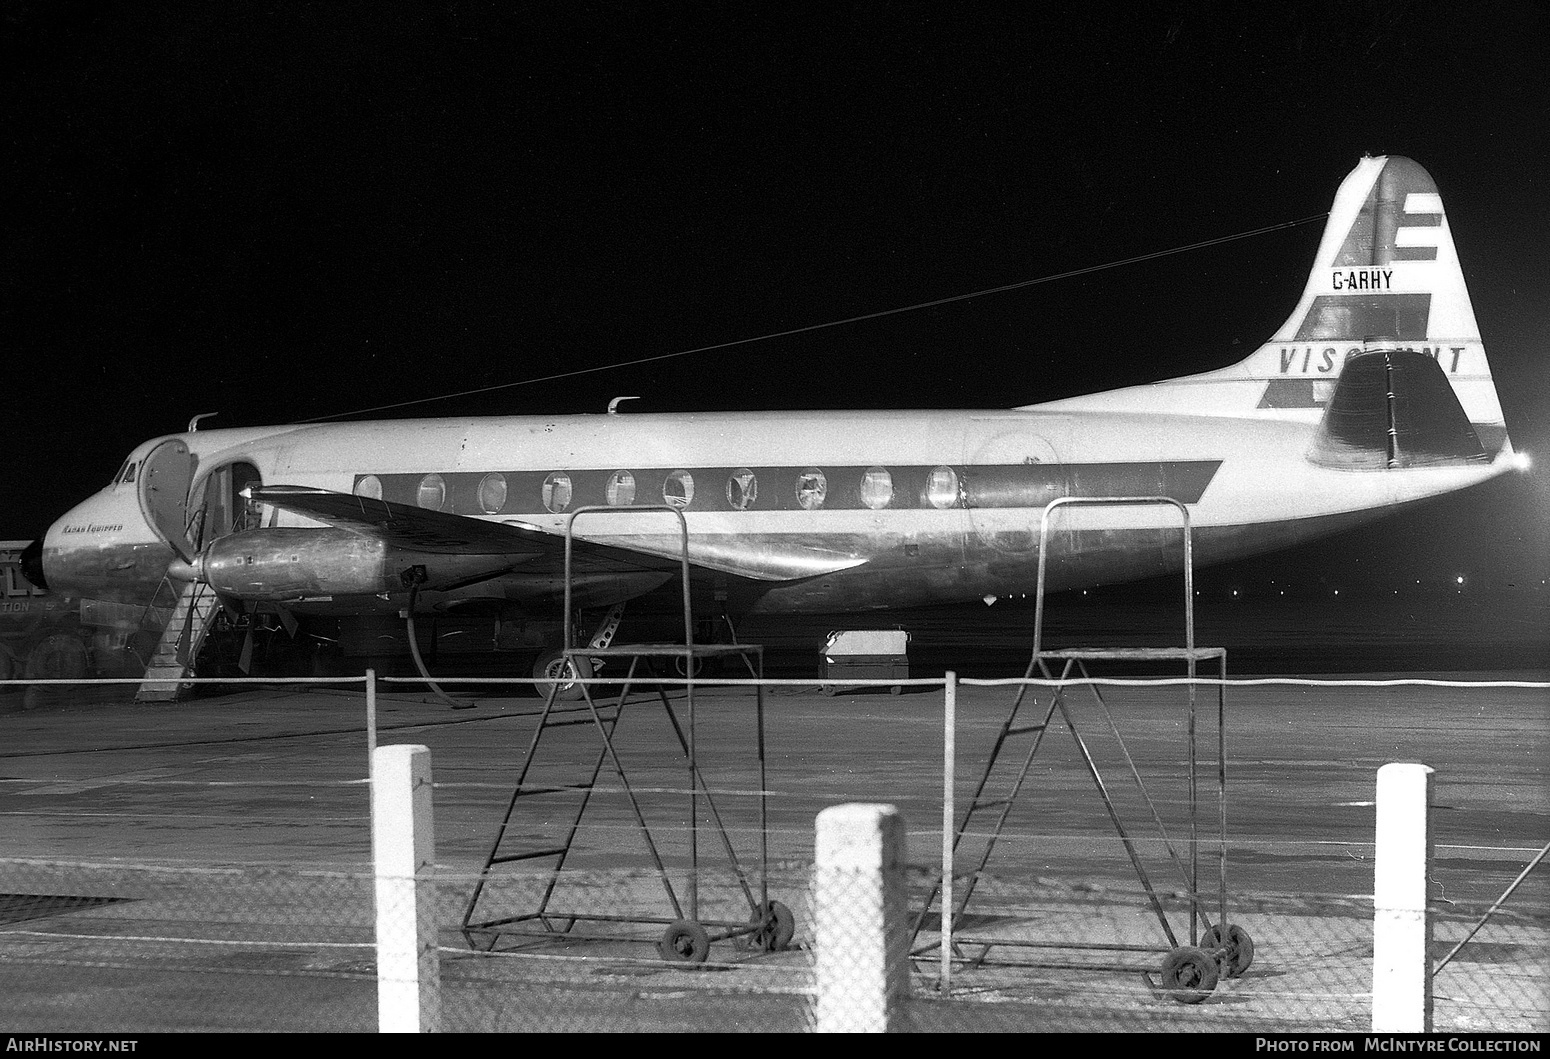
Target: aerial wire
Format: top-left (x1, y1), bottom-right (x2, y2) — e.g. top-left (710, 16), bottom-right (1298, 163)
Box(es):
top-left (301, 212), bottom-right (1327, 423)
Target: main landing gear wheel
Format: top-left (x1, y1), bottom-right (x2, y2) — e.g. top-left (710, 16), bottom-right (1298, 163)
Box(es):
top-left (1159, 945), bottom-right (1220, 1004)
top-left (1201, 923), bottom-right (1255, 978)
top-left (749, 900), bottom-right (796, 952)
top-left (23, 632), bottom-right (90, 711)
top-left (659, 919), bottom-right (711, 964)
top-left (532, 649), bottom-right (594, 702)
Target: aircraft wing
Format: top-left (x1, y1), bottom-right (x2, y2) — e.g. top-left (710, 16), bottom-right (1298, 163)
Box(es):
top-left (247, 485), bottom-right (866, 583)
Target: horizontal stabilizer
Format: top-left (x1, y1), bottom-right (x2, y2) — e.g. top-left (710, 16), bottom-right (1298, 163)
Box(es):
top-left (1308, 349), bottom-right (1488, 469)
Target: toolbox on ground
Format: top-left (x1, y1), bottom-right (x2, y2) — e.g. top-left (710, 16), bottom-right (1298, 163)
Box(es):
top-left (819, 629), bottom-right (910, 695)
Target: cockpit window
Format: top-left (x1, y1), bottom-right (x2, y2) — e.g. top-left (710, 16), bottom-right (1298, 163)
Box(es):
top-left (115, 460), bottom-right (139, 485)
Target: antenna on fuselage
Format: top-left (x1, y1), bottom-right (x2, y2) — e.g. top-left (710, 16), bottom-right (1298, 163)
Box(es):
top-left (188, 412), bottom-right (218, 432)
top-left (607, 396), bottom-right (641, 415)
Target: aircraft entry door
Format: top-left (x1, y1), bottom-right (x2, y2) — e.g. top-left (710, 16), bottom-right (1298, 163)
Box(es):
top-left (137, 440), bottom-right (198, 563)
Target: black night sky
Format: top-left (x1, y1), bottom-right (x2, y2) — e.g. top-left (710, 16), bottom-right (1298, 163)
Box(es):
top-left (4, 3), bottom-right (1547, 601)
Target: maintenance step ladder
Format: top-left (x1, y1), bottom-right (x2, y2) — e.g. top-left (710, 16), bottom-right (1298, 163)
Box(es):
top-left (459, 505), bottom-right (794, 965)
top-left (136, 578), bottom-right (222, 702)
top-left (910, 496), bottom-right (1253, 1004)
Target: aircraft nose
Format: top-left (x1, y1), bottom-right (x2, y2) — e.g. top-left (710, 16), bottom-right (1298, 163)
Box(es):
top-left (37, 487), bottom-right (174, 601)
top-left (19, 538), bottom-right (47, 592)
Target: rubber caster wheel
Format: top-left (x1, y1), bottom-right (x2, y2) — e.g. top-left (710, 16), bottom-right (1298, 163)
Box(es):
top-left (659, 919), bottom-right (710, 964)
top-left (749, 900), bottom-right (796, 952)
top-left (1160, 945), bottom-right (1219, 1004)
top-left (1201, 922), bottom-right (1254, 977)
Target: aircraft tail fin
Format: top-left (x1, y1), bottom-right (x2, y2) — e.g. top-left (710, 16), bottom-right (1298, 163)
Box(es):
top-left (1029, 155), bottom-right (1512, 459)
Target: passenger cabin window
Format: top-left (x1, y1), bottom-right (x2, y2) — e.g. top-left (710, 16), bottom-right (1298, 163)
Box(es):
top-left (478, 472), bottom-right (507, 514)
top-left (355, 475), bottom-right (383, 500)
top-left (542, 472), bottom-right (573, 513)
top-left (859, 467), bottom-right (893, 510)
top-left (927, 466), bottom-right (960, 509)
top-left (663, 470), bottom-right (694, 508)
top-left (606, 470), bottom-right (636, 506)
top-left (417, 473), bottom-right (447, 511)
top-left (796, 468), bottom-right (827, 511)
top-left (726, 469), bottom-right (757, 510)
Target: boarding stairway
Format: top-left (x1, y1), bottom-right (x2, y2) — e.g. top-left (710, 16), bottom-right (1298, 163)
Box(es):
top-left (136, 577), bottom-right (222, 702)
top-left (910, 496), bottom-right (1252, 1003)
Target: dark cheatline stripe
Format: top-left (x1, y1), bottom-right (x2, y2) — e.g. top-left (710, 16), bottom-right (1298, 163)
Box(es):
top-left (1293, 293), bottom-right (1432, 342)
top-left (357, 461), bottom-right (1222, 517)
top-left (1257, 379), bottom-right (1324, 409)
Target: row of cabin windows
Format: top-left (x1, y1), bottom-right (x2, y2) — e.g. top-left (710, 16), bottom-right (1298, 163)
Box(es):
top-left (354, 466), bottom-right (964, 514)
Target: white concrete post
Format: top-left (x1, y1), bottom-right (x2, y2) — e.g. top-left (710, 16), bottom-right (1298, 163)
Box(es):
top-left (373, 743), bottom-right (440, 1033)
top-left (814, 803), bottom-right (909, 1032)
top-left (1372, 762), bottom-right (1433, 1033)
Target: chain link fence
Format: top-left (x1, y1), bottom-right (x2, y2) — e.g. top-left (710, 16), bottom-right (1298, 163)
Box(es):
top-left (0, 855), bottom-right (1543, 1032)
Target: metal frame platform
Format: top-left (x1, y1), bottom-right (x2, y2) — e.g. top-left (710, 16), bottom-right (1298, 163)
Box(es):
top-left (459, 506), bottom-right (793, 964)
top-left (910, 496), bottom-right (1252, 1003)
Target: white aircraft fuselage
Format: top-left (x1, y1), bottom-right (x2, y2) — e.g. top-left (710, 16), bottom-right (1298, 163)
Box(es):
top-left (29, 155), bottom-right (1524, 634)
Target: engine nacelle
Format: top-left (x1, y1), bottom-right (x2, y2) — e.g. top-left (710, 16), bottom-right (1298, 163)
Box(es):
top-left (203, 529), bottom-right (396, 601)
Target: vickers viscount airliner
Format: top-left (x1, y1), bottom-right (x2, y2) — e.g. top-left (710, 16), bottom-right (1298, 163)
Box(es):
top-left (22, 155), bottom-right (1524, 691)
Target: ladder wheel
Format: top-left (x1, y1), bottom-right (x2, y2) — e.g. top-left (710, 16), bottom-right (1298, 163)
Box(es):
top-left (1201, 923), bottom-right (1254, 977)
top-left (749, 900), bottom-right (795, 952)
top-left (1159, 945), bottom-right (1219, 1004)
top-left (659, 919), bottom-right (710, 964)
top-left (533, 650), bottom-right (593, 701)
top-left (672, 654), bottom-right (704, 678)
